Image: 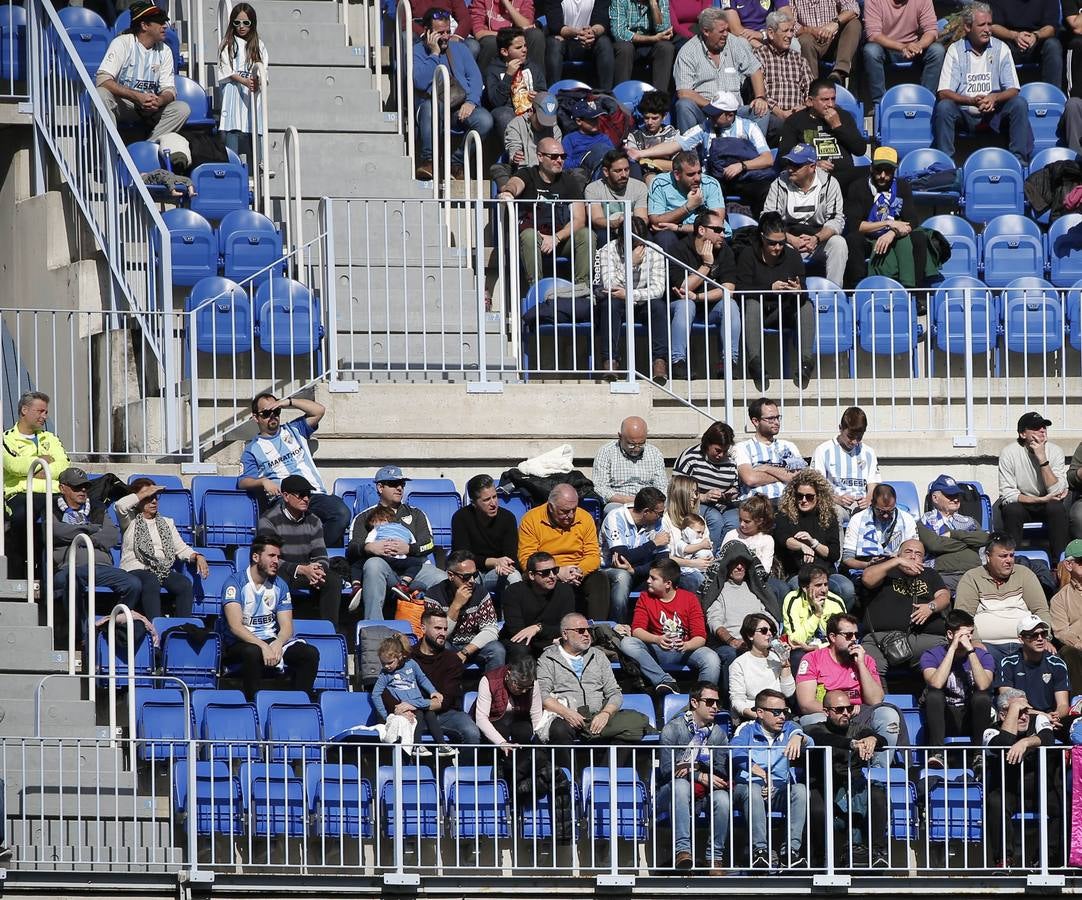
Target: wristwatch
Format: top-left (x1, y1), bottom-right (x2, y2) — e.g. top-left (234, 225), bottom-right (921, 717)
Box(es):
top-left (928, 599), bottom-right (937, 612)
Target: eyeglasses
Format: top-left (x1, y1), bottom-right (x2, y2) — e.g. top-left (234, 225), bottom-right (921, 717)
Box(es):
top-left (796, 492), bottom-right (816, 502)
top-left (757, 707), bottom-right (787, 716)
top-left (450, 570), bottom-right (479, 581)
top-left (873, 506), bottom-right (895, 516)
top-left (256, 407), bottom-right (281, 419)
top-left (700, 224), bottom-right (725, 234)
top-left (1022, 630), bottom-right (1048, 640)
top-left (835, 630), bottom-right (859, 639)
top-left (380, 480), bottom-right (407, 488)
top-left (531, 566), bottom-right (559, 577)
top-left (763, 237), bottom-right (787, 247)
top-left (563, 627), bottom-right (590, 635)
top-left (826, 704), bottom-right (854, 713)
top-left (754, 626), bottom-right (776, 635)
top-left (540, 152), bottom-right (568, 160)
top-left (232, 18), bottom-right (251, 25)
top-left (695, 697), bottom-right (720, 707)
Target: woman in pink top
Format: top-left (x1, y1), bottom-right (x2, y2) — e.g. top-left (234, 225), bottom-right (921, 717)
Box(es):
top-left (669, 0), bottom-right (713, 42)
top-left (471, 0), bottom-right (547, 73)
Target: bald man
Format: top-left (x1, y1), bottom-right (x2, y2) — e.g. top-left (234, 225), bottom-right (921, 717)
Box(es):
top-left (518, 484), bottom-right (611, 619)
top-left (591, 416), bottom-right (668, 517)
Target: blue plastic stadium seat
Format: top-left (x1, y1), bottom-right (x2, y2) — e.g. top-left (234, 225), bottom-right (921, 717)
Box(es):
top-left (292, 619), bottom-right (337, 637)
top-left (0, 5), bottom-right (28, 81)
top-left (405, 491), bottom-right (461, 551)
top-left (929, 276), bottom-right (999, 376)
top-left (156, 616), bottom-right (221, 688)
top-left (240, 762), bottom-right (306, 837)
top-left (865, 767), bottom-right (919, 841)
top-left (320, 690), bottom-right (382, 742)
top-left (922, 215), bottom-right (978, 279)
top-left (548, 78), bottom-right (591, 94)
top-left (581, 766), bottom-right (650, 841)
top-left (96, 625), bottom-right (155, 689)
top-left (498, 490), bottom-right (530, 523)
top-left (265, 702), bottom-right (323, 763)
top-left (186, 276), bottom-right (253, 356)
top-left (306, 763), bottom-right (373, 838)
top-left (854, 276), bottom-right (924, 374)
top-left (202, 698), bottom-right (260, 763)
top-left (301, 633), bottom-right (347, 691)
top-left (1048, 214), bottom-right (1082, 287)
top-left (1066, 279), bottom-right (1082, 349)
top-left (807, 276), bottom-right (855, 377)
top-left (882, 481), bottom-right (920, 516)
top-left (200, 490), bottom-right (258, 547)
top-left (1021, 82), bottom-right (1067, 154)
top-left (174, 760), bottom-right (244, 835)
top-left (253, 689), bottom-right (309, 726)
top-left (56, 7), bottom-right (110, 76)
top-left (121, 141), bottom-right (170, 196)
top-left (162, 208), bottom-right (218, 287)
top-left (875, 85), bottom-right (935, 157)
top-left (377, 764), bottom-right (440, 837)
top-left (612, 80), bottom-right (654, 118)
top-left (981, 214), bottom-right (1046, 288)
top-left (832, 84), bottom-right (864, 132)
top-left (620, 693), bottom-right (658, 742)
top-left (191, 688), bottom-right (247, 728)
top-left (898, 149), bottom-right (959, 208)
top-left (728, 211), bottom-right (758, 230)
top-left (255, 276), bottom-right (324, 359)
top-left (922, 772), bottom-right (983, 841)
top-left (190, 475), bottom-right (239, 517)
top-left (1001, 276), bottom-right (1064, 356)
top-left (189, 162), bottom-right (249, 222)
top-left (172, 74), bottom-right (214, 127)
top-left (190, 557), bottom-right (233, 617)
top-left (217, 209), bottom-right (284, 285)
top-left (136, 688), bottom-right (193, 761)
top-left (961, 147), bottom-right (1024, 223)
top-left (521, 277), bottom-right (591, 371)
top-left (444, 765), bottom-right (512, 839)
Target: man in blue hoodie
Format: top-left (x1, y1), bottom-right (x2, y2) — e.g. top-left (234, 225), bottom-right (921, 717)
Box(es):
top-left (731, 687), bottom-right (810, 868)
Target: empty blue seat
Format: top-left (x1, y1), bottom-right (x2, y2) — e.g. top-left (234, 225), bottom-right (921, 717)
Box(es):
top-left (320, 690), bottom-right (381, 742)
top-left (154, 490), bottom-right (195, 544)
top-left (1048, 214), bottom-right (1082, 287)
top-left (96, 626), bottom-right (155, 690)
top-left (136, 688), bottom-right (193, 761)
top-left (240, 762), bottom-right (306, 837)
top-left (192, 688), bottom-right (247, 728)
top-left (190, 558), bottom-right (233, 617)
top-left (121, 141), bottom-right (170, 196)
top-left (581, 766), bottom-right (650, 841)
top-left (444, 766), bottom-right (511, 839)
top-left (854, 276), bottom-right (923, 373)
top-left (961, 147), bottom-right (1024, 223)
top-left (875, 84), bottom-right (935, 157)
top-left (162, 209), bottom-right (217, 287)
top-left (498, 490), bottom-right (530, 523)
top-left (217, 209), bottom-right (283, 285)
top-left (923, 215), bottom-right (978, 279)
top-left (620, 693), bottom-right (658, 742)
top-left (865, 767), bottom-right (918, 841)
top-left (377, 764), bottom-right (440, 837)
top-left (405, 491), bottom-right (461, 550)
top-left (403, 477), bottom-right (458, 497)
top-left (521, 277), bottom-right (590, 372)
top-left (548, 78), bottom-right (591, 94)
top-left (186, 276), bottom-right (253, 356)
top-left (306, 763), bottom-right (373, 838)
top-left (982, 214), bottom-right (1046, 288)
top-left (1066, 278), bottom-right (1082, 349)
top-left (172, 74), bottom-right (214, 127)
top-left (202, 698), bottom-right (260, 762)
top-left (190, 475), bottom-right (239, 517)
top-left (929, 276), bottom-right (999, 375)
top-left (728, 211), bottom-right (758, 230)
top-left (924, 774), bottom-right (983, 841)
top-left (200, 490), bottom-right (258, 547)
top-left (292, 619), bottom-right (337, 637)
top-left (189, 162), bottom-right (249, 222)
top-left (254, 689), bottom-right (309, 726)
top-left (303, 633), bottom-right (348, 691)
top-left (265, 703), bottom-right (323, 763)
top-left (1021, 82), bottom-right (1067, 154)
top-left (898, 149), bottom-right (959, 208)
top-left (255, 276), bottom-right (324, 358)
top-left (56, 7), bottom-right (110, 75)
top-left (612, 79), bottom-right (654, 118)
top-left (833, 84), bottom-right (864, 132)
top-left (0, 5), bottom-right (27, 82)
top-left (1014, 547), bottom-right (1051, 566)
top-left (174, 760), bottom-right (244, 835)
top-left (1002, 276), bottom-right (1063, 356)
top-left (807, 276), bottom-right (855, 376)
top-left (157, 616), bottom-right (221, 688)
top-left (882, 481), bottom-right (920, 516)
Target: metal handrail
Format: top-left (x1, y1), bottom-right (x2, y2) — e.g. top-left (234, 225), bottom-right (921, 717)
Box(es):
top-left (65, 533), bottom-right (97, 678)
top-left (247, 60), bottom-right (271, 218)
top-left (24, 458), bottom-right (53, 610)
top-left (106, 603), bottom-right (136, 749)
top-left (461, 129), bottom-right (484, 252)
top-left (429, 64), bottom-right (452, 201)
top-left (395, 0), bottom-right (415, 162)
top-left (283, 126), bottom-right (304, 283)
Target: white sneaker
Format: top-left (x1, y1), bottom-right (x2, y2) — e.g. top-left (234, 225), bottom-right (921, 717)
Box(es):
top-left (347, 582), bottom-right (363, 612)
top-left (412, 745), bottom-right (433, 758)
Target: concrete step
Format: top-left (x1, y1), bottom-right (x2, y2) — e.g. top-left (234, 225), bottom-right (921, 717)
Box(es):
top-left (0, 599), bottom-right (42, 628)
top-left (0, 672), bottom-right (81, 700)
top-left (320, 201), bottom-right (479, 265)
top-left (0, 742), bottom-right (125, 772)
top-left (267, 133), bottom-right (427, 198)
top-left (337, 278), bottom-right (487, 331)
top-left (0, 626), bottom-right (69, 673)
top-left (0, 698), bottom-right (99, 738)
top-left (246, 0), bottom-right (342, 24)
top-left (2, 759), bottom-right (133, 795)
top-left (337, 329), bottom-right (509, 371)
top-left (268, 69), bottom-right (386, 132)
top-left (11, 818), bottom-right (182, 865)
top-left (241, 21), bottom-right (372, 67)
top-left (17, 786), bottom-right (169, 818)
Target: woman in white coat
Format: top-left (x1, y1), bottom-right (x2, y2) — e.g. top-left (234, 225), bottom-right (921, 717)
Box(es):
top-left (217, 3), bottom-right (267, 158)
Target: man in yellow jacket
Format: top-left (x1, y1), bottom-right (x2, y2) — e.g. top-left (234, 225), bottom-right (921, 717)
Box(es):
top-left (3, 391), bottom-right (70, 577)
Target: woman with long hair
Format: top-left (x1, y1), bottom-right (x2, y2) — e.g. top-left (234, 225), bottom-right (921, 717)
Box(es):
top-left (217, 3), bottom-right (267, 158)
top-left (664, 473), bottom-right (714, 590)
top-left (673, 420), bottom-right (740, 551)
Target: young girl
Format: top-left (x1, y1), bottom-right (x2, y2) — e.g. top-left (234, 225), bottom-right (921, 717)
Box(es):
top-left (217, 3), bottom-right (267, 160)
top-left (372, 637), bottom-right (456, 757)
top-left (721, 495), bottom-right (776, 574)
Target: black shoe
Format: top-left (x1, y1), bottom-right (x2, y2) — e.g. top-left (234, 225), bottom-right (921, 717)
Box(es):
top-left (787, 847), bottom-right (807, 868)
top-left (748, 359), bottom-right (769, 392)
top-left (670, 360), bottom-right (688, 380)
top-left (793, 361), bottom-right (814, 389)
top-left (654, 681), bottom-right (677, 698)
top-left (871, 847), bottom-right (890, 868)
top-left (751, 847), bottom-right (771, 869)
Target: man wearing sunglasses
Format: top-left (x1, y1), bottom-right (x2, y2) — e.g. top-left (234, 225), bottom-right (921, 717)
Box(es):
top-left (993, 613), bottom-right (1069, 728)
top-left (421, 550), bottom-right (505, 672)
top-left (238, 392), bottom-right (351, 547)
top-left (500, 551), bottom-right (577, 660)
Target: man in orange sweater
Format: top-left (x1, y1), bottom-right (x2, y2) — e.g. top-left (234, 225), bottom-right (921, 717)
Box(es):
top-left (518, 483), bottom-right (610, 619)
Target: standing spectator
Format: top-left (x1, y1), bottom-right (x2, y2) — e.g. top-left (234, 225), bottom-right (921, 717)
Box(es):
top-left (216, 4), bottom-right (267, 160)
top-left (732, 212), bottom-right (816, 390)
top-left (500, 551), bottom-right (577, 660)
top-left (346, 465), bottom-right (447, 620)
top-left (220, 535), bottom-right (320, 701)
top-left (790, 0), bottom-right (861, 84)
top-left (731, 688), bottom-right (810, 869)
top-left (728, 612), bottom-right (795, 721)
top-left (484, 27), bottom-right (548, 137)
top-left (617, 558), bottom-right (722, 696)
top-left (539, 0), bottom-right (615, 89)
top-left (421, 551), bottom-right (506, 672)
top-left (494, 91), bottom-right (562, 188)
top-left (920, 609), bottom-right (994, 754)
top-left (474, 656), bottom-right (543, 750)
top-left (734, 396), bottom-right (805, 502)
top-left (647, 151), bottom-right (727, 254)
top-left (451, 474), bottom-right (520, 598)
top-left (657, 681), bottom-right (733, 874)
top-left (987, 0), bottom-right (1063, 89)
top-left (517, 483), bottom-right (608, 618)
top-left (258, 475), bottom-right (345, 628)
top-left (997, 411), bottom-right (1070, 566)
top-left (410, 608), bottom-right (484, 745)
top-left (590, 416), bottom-right (667, 518)
top-left (674, 420), bottom-right (741, 549)
top-left (916, 474), bottom-right (987, 592)
top-left (754, 12), bottom-right (813, 142)
top-left (1051, 539), bottom-right (1082, 691)
top-left (673, 9), bottom-right (770, 133)
top-left (600, 487), bottom-right (669, 623)
top-left (994, 613), bottom-right (1070, 724)
top-left (782, 562), bottom-right (848, 654)
top-left (777, 79), bottom-right (867, 193)
top-left (611, 0), bottom-right (677, 91)
top-left (3, 391), bottom-right (69, 579)
top-left (585, 148), bottom-right (650, 233)
top-left (861, 0), bottom-right (943, 105)
top-left (470, 0), bottom-right (546, 73)
top-left (954, 533), bottom-right (1053, 668)
top-left (237, 392), bottom-right (351, 547)
top-left (933, 3), bottom-right (1032, 166)
top-left (774, 472), bottom-right (853, 605)
top-left (841, 483), bottom-right (917, 572)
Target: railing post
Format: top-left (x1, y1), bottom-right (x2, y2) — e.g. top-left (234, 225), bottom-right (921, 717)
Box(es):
top-left (383, 744), bottom-right (420, 886)
top-left (24, 458), bottom-right (53, 612)
top-left (320, 197), bottom-right (356, 393)
top-left (106, 603), bottom-right (136, 751)
top-left (813, 746), bottom-right (849, 887)
top-left (722, 288), bottom-right (735, 425)
top-left (467, 195), bottom-right (502, 395)
top-left (1028, 747), bottom-right (1065, 887)
top-left (65, 533), bottom-right (96, 680)
top-left (429, 65), bottom-right (452, 213)
top-left (610, 199), bottom-right (639, 395)
top-left (954, 287), bottom-right (977, 448)
top-left (396, 1), bottom-right (416, 160)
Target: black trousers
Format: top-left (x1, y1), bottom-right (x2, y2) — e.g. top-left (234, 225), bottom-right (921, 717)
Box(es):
top-left (287, 570), bottom-right (345, 629)
top-left (222, 638), bottom-right (320, 701)
top-left (922, 688), bottom-right (993, 746)
top-left (1001, 498), bottom-right (1069, 565)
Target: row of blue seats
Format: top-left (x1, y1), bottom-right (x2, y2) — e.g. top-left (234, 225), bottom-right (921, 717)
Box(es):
top-left (128, 143), bottom-right (253, 223)
top-left (46, 6), bottom-right (184, 80)
top-left (162, 208), bottom-right (282, 288)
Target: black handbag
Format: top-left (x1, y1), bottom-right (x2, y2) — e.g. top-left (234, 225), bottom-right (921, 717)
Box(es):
top-left (864, 580), bottom-right (914, 668)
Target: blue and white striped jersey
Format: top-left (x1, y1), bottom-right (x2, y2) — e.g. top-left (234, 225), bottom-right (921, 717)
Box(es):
top-left (220, 570), bottom-right (292, 643)
top-left (600, 504), bottom-right (662, 566)
top-left (843, 507), bottom-right (917, 559)
top-left (239, 418), bottom-right (327, 493)
top-left (97, 34), bottom-right (175, 95)
top-left (811, 437), bottom-right (880, 500)
top-left (734, 437), bottom-right (805, 500)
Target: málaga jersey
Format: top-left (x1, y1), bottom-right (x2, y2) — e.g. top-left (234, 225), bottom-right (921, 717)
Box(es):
top-left (98, 34), bottom-right (175, 94)
top-left (239, 418), bottom-right (327, 493)
top-left (221, 570), bottom-right (292, 643)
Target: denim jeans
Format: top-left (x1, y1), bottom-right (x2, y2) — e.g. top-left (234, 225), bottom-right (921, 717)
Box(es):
top-left (733, 781), bottom-right (807, 851)
top-left (55, 563), bottom-right (142, 641)
top-left (932, 95), bottom-right (1033, 164)
top-left (479, 567), bottom-right (521, 604)
top-left (460, 639), bottom-right (506, 672)
top-left (436, 708), bottom-right (482, 745)
top-left (862, 40), bottom-right (946, 104)
top-left (361, 558), bottom-right (447, 619)
top-left (657, 777), bottom-right (731, 858)
top-left (416, 100), bottom-right (494, 164)
top-left (701, 504), bottom-right (740, 553)
top-left (604, 567), bottom-right (642, 624)
top-left (307, 492), bottom-right (352, 547)
top-left (669, 296), bottom-right (742, 366)
top-left (618, 637), bottom-right (721, 686)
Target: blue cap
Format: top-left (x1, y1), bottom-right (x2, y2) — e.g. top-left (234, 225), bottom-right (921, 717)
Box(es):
top-left (928, 474), bottom-right (962, 496)
top-left (571, 99), bottom-right (603, 120)
top-left (374, 465), bottom-right (411, 483)
top-left (782, 143), bottom-right (818, 166)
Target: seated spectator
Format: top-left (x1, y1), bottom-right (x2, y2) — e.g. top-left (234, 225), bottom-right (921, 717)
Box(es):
top-left (624, 91), bottom-right (680, 184)
top-left (593, 218), bottom-right (672, 383)
top-left (346, 465), bottom-right (447, 620)
top-left (470, 0), bottom-right (546, 73)
top-left (804, 689), bottom-right (890, 868)
top-left (591, 416), bottom-right (668, 518)
top-left (421, 551), bottom-right (506, 672)
top-left (612, 0), bottom-right (677, 91)
top-left (52, 467), bottom-right (141, 639)
top-left (237, 392), bottom-right (351, 547)
top-left (562, 100), bottom-right (615, 184)
top-left (501, 551), bottom-right (577, 660)
top-left (841, 483), bottom-right (917, 572)
top-left (1068, 0), bottom-right (1082, 100)
top-left (862, 0), bottom-right (944, 105)
top-left (220, 535), bottom-right (320, 701)
top-left (484, 27), bottom-right (548, 137)
top-left (791, 0), bottom-right (861, 85)
top-left (920, 609), bottom-right (994, 754)
top-left (95, 2), bottom-right (191, 140)
top-left (673, 421), bottom-right (741, 550)
top-left (998, 411), bottom-right (1070, 566)
top-left (375, 635), bottom-right (453, 756)
top-left (665, 210), bottom-right (740, 380)
top-left (983, 689), bottom-right (1062, 867)
top-left (724, 0), bottom-right (789, 50)
top-left (994, 613), bottom-right (1070, 726)
top-left (774, 470), bottom-right (854, 607)
top-left (728, 612), bottom-right (795, 721)
top-left (1069, 441), bottom-right (1082, 538)
top-left (670, 511), bottom-right (714, 589)
top-left (721, 495), bottom-right (782, 589)
top-left (933, 3), bottom-right (1032, 166)
top-left (451, 474), bottom-right (521, 598)
top-left (843, 147), bottom-right (935, 289)
top-left (630, 91), bottom-right (774, 215)
top-left (537, 612), bottom-right (650, 748)
top-left (755, 12), bottom-right (813, 143)
top-left (1051, 539), bottom-right (1082, 691)
top-left (410, 608), bottom-right (484, 745)
top-left (917, 474), bottom-right (987, 592)
top-left (657, 681), bottom-right (732, 874)
top-left (517, 483), bottom-right (608, 618)
top-left (353, 506), bottom-right (425, 608)
top-left (216, 5), bottom-right (267, 162)
top-left (601, 487), bottom-right (669, 623)
top-left (781, 562), bottom-right (847, 654)
top-left (492, 91), bottom-right (561, 189)
top-left (734, 396), bottom-right (806, 501)
top-left (731, 688), bottom-right (810, 869)
top-left (618, 558), bottom-right (722, 696)
top-left (258, 475), bottom-right (345, 628)
top-left (495, 137), bottom-right (595, 288)
top-left (647, 150), bottom-right (727, 254)
top-left (671, 0), bottom-right (714, 44)
top-left (954, 532), bottom-right (1053, 668)
top-left (853, 538), bottom-right (949, 673)
top-left (585, 148), bottom-right (649, 236)
top-left (539, 0), bottom-right (615, 90)
top-left (116, 479), bottom-right (208, 619)
top-left (411, 0), bottom-right (474, 47)
top-left (732, 213), bottom-right (815, 391)
top-left (987, 0), bottom-right (1062, 89)
top-left (673, 9), bottom-right (770, 133)
top-left (762, 144), bottom-right (847, 290)
top-left (777, 79), bottom-right (867, 194)
top-left (474, 656), bottom-right (542, 750)
top-left (413, 8), bottom-right (494, 181)
top-left (3, 391), bottom-right (69, 578)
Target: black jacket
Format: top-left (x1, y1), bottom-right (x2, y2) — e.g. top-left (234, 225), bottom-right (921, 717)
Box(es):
top-left (698, 541), bottom-right (782, 624)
